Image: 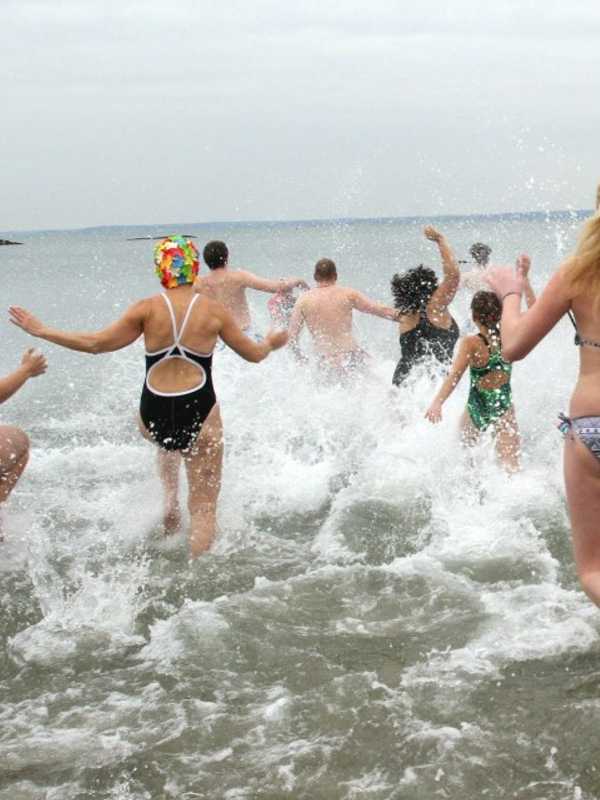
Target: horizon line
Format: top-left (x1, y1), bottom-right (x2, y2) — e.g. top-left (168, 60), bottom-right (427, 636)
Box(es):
top-left (3, 207), bottom-right (592, 237)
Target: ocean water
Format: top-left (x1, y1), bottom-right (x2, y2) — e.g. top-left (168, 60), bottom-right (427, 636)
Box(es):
top-left (1, 211), bottom-right (599, 800)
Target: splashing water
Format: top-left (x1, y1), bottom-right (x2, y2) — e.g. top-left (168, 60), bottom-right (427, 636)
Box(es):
top-left (1, 211), bottom-right (598, 799)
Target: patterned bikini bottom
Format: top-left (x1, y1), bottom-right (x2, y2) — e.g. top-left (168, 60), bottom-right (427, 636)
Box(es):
top-left (558, 413), bottom-right (600, 462)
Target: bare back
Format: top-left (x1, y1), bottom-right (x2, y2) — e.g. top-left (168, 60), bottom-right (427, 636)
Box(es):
top-left (295, 285), bottom-right (359, 357)
top-left (570, 292), bottom-right (600, 415)
top-left (143, 289), bottom-right (223, 394)
top-left (195, 270), bottom-right (252, 329)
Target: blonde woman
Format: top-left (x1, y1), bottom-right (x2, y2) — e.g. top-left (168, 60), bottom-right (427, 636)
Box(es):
top-left (486, 210), bottom-right (600, 607)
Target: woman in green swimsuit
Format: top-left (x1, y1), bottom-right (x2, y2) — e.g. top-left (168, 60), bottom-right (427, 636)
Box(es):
top-left (425, 281), bottom-right (535, 473)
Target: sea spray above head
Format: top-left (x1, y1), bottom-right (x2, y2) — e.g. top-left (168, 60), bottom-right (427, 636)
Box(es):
top-left (154, 235), bottom-right (200, 288)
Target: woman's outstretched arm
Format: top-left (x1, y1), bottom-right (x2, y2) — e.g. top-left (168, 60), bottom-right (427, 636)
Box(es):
top-left (9, 302), bottom-right (147, 354)
top-left (425, 337), bottom-right (472, 423)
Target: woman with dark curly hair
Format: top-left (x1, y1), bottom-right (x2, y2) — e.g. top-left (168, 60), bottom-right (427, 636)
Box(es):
top-left (391, 226), bottom-right (460, 386)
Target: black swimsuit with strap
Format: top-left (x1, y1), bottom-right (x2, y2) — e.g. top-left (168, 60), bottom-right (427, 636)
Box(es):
top-left (140, 293), bottom-right (216, 452)
top-left (392, 309), bottom-right (459, 386)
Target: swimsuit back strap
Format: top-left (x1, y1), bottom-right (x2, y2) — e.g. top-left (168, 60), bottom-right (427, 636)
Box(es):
top-left (160, 293), bottom-right (179, 345)
top-left (177, 294), bottom-right (200, 344)
top-left (160, 292), bottom-right (199, 347)
top-left (567, 309), bottom-right (582, 345)
top-left (568, 310), bottom-right (577, 330)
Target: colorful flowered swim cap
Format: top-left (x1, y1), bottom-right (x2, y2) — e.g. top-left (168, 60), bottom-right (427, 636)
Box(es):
top-left (154, 235), bottom-right (199, 288)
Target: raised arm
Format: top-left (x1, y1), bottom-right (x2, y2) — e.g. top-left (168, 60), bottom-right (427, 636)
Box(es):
top-left (9, 301), bottom-right (147, 354)
top-left (240, 271), bottom-right (308, 294)
top-left (351, 290), bottom-right (399, 321)
top-left (425, 226), bottom-right (460, 309)
top-left (485, 263), bottom-right (572, 361)
top-left (425, 337), bottom-right (472, 423)
top-left (0, 349), bottom-right (47, 404)
top-left (219, 308), bottom-right (287, 362)
top-left (516, 254), bottom-right (536, 309)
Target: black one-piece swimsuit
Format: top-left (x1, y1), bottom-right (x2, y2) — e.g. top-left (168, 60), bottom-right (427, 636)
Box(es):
top-left (392, 309), bottom-right (459, 386)
top-left (140, 293), bottom-right (216, 451)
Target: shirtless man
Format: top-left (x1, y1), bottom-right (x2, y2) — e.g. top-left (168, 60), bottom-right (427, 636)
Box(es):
top-left (287, 258), bottom-right (399, 374)
top-left (195, 240), bottom-right (308, 337)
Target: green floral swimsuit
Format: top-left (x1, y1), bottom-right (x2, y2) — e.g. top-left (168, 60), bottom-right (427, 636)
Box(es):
top-left (467, 335), bottom-right (512, 431)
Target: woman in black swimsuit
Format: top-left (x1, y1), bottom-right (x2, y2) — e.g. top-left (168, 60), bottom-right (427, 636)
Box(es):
top-left (391, 226), bottom-right (460, 386)
top-left (9, 236), bottom-right (288, 558)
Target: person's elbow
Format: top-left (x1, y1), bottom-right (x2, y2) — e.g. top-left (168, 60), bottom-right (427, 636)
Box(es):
top-left (501, 341), bottom-right (528, 362)
top-left (242, 344), bottom-right (268, 363)
top-left (88, 335), bottom-right (110, 354)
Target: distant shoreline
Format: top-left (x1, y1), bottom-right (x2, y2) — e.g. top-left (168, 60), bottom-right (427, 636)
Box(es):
top-left (2, 208), bottom-right (592, 238)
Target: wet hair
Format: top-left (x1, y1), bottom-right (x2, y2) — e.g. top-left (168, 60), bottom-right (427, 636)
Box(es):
top-left (390, 265), bottom-right (438, 313)
top-left (469, 242), bottom-right (492, 266)
top-left (314, 258), bottom-right (337, 282)
top-left (471, 290), bottom-right (502, 335)
top-left (566, 212), bottom-right (600, 305)
top-left (203, 240), bottom-right (229, 270)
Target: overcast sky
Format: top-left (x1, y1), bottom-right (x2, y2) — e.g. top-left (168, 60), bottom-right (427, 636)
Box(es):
top-left (2, 0), bottom-right (599, 231)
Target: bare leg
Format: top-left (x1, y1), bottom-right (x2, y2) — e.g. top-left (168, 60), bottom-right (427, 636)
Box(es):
top-left (158, 450), bottom-right (182, 534)
top-left (138, 415), bottom-right (183, 535)
top-left (183, 405), bottom-right (223, 558)
top-left (459, 410), bottom-right (480, 447)
top-left (0, 426), bottom-right (30, 540)
top-left (564, 433), bottom-right (600, 606)
top-left (494, 407), bottom-right (521, 474)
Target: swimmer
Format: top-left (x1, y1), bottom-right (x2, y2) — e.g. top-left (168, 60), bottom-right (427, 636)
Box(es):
top-left (391, 226), bottom-right (460, 386)
top-left (287, 257), bottom-right (399, 376)
top-left (460, 242), bottom-right (492, 291)
top-left (195, 240), bottom-right (308, 338)
top-left (268, 287), bottom-right (298, 329)
top-left (486, 208), bottom-right (600, 606)
top-left (425, 287), bottom-right (534, 473)
top-left (9, 236), bottom-right (287, 558)
top-left (0, 349), bottom-right (47, 538)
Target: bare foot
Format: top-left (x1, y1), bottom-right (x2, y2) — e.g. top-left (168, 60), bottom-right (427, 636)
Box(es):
top-left (163, 505), bottom-right (182, 536)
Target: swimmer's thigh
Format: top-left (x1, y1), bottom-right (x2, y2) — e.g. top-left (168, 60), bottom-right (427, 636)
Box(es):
top-left (0, 426), bottom-right (30, 473)
top-left (564, 433), bottom-right (600, 587)
top-left (459, 410), bottom-right (480, 447)
top-left (184, 405), bottom-right (224, 505)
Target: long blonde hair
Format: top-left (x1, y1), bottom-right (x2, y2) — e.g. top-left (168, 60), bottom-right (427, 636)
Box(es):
top-left (566, 211), bottom-right (600, 298)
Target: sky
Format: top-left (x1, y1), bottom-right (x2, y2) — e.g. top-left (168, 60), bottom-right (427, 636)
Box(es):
top-left (2, 0), bottom-right (599, 231)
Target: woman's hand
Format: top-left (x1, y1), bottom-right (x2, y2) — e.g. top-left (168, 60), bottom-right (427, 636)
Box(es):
top-left (485, 265), bottom-right (524, 299)
top-left (424, 225), bottom-right (443, 243)
top-left (9, 306), bottom-right (46, 337)
top-left (425, 400), bottom-right (443, 423)
top-left (21, 348), bottom-right (47, 378)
